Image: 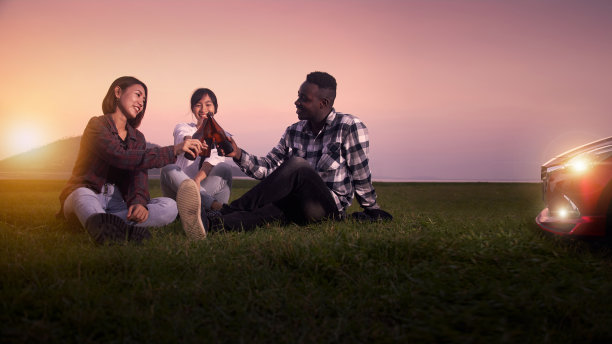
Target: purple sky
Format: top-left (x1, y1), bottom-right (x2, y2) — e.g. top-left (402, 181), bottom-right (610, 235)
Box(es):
top-left (1, 0), bottom-right (611, 181)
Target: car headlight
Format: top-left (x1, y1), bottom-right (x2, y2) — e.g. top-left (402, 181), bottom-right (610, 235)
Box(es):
top-left (550, 194), bottom-right (581, 219)
top-left (544, 141), bottom-right (612, 175)
top-left (563, 148), bottom-right (612, 174)
top-left (565, 155), bottom-right (593, 173)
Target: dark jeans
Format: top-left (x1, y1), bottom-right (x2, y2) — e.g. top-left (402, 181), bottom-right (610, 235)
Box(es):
top-left (213, 157), bottom-right (339, 231)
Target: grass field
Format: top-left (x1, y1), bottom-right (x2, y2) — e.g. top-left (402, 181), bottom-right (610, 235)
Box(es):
top-left (2, 179), bottom-right (612, 343)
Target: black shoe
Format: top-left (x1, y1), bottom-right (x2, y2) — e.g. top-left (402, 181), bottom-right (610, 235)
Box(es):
top-left (85, 213), bottom-right (151, 244)
top-left (207, 209), bottom-right (223, 218)
top-left (127, 225), bottom-right (152, 243)
top-left (207, 210), bottom-right (225, 232)
top-left (219, 204), bottom-right (234, 215)
top-left (350, 208), bottom-right (393, 222)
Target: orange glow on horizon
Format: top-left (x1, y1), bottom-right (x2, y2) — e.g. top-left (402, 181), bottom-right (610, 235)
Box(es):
top-left (4, 120), bottom-right (45, 157)
top-left (1, 0), bottom-right (611, 181)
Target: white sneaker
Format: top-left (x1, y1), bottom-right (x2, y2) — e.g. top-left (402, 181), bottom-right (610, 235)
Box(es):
top-left (176, 179), bottom-right (207, 240)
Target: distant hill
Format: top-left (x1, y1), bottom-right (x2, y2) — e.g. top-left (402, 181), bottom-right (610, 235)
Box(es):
top-left (0, 136), bottom-right (82, 173)
top-left (0, 136), bottom-right (249, 179)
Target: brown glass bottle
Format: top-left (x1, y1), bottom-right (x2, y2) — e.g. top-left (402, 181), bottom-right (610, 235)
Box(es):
top-left (208, 115), bottom-right (234, 156)
top-left (184, 112), bottom-right (233, 160)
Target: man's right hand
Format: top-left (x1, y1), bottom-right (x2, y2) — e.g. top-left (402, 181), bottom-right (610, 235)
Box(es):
top-left (224, 137), bottom-right (241, 161)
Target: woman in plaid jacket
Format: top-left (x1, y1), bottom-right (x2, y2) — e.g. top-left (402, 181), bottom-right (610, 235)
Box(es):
top-left (58, 76), bottom-right (204, 245)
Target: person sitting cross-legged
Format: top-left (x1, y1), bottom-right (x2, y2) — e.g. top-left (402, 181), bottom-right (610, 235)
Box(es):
top-left (58, 76), bottom-right (204, 244)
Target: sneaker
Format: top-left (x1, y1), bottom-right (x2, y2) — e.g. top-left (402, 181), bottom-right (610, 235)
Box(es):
top-left (85, 213), bottom-right (151, 245)
top-left (176, 179), bottom-right (208, 240)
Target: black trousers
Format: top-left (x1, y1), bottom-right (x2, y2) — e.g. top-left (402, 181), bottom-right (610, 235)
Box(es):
top-left (214, 157), bottom-right (339, 231)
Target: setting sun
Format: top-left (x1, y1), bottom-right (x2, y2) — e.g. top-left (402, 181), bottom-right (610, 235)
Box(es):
top-left (1, 0), bottom-right (611, 181)
top-left (6, 123), bottom-right (44, 157)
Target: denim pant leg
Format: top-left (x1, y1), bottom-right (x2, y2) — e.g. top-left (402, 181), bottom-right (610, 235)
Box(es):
top-left (105, 185), bottom-right (178, 227)
top-left (200, 162), bottom-right (233, 208)
top-left (219, 157), bottom-right (338, 231)
top-left (161, 162), bottom-right (232, 210)
top-left (132, 197), bottom-right (178, 227)
top-left (160, 164), bottom-right (189, 199)
top-left (63, 187), bottom-right (108, 227)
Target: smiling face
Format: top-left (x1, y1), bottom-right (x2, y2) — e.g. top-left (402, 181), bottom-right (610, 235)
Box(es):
top-left (295, 81), bottom-right (326, 122)
top-left (192, 94), bottom-right (216, 125)
top-left (115, 84), bottom-right (146, 120)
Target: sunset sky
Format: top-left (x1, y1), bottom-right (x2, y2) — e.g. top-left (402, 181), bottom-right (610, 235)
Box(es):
top-left (1, 0), bottom-right (611, 181)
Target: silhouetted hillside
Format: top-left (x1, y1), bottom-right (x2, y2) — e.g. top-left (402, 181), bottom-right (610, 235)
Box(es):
top-left (0, 136), bottom-right (249, 179)
top-left (0, 136), bottom-right (82, 172)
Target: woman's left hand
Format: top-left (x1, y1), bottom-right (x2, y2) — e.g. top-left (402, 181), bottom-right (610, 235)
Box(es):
top-left (127, 204), bottom-right (149, 223)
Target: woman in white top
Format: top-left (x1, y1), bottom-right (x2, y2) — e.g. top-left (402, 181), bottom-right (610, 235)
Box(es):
top-left (160, 88), bottom-right (233, 211)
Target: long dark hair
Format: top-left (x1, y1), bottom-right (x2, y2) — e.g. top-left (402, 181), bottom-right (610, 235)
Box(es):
top-left (102, 76), bottom-right (148, 128)
top-left (190, 88), bottom-right (218, 114)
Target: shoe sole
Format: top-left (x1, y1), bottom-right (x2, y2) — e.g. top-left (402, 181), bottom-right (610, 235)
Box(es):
top-left (177, 179), bottom-right (206, 240)
top-left (128, 225), bottom-right (152, 243)
top-left (86, 213), bottom-right (126, 244)
top-left (85, 213), bottom-right (150, 244)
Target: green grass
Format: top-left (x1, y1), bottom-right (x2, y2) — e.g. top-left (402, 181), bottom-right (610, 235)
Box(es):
top-left (2, 180), bottom-right (612, 343)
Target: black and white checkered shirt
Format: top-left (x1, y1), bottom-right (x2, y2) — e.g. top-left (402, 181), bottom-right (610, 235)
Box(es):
top-left (236, 110), bottom-right (379, 212)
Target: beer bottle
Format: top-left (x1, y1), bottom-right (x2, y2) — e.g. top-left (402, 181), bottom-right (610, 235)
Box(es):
top-left (209, 115), bottom-right (234, 156)
top-left (184, 112), bottom-right (233, 160)
top-left (184, 112), bottom-right (213, 160)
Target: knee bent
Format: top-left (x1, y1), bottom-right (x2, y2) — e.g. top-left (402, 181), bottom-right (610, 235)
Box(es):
top-left (161, 164), bottom-right (181, 177)
top-left (213, 162), bottom-right (234, 182)
top-left (285, 156), bottom-right (315, 175)
top-left (149, 197), bottom-right (178, 225)
top-left (302, 201), bottom-right (328, 222)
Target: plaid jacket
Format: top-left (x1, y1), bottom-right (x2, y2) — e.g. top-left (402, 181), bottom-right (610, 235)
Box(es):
top-left (236, 110), bottom-right (379, 212)
top-left (58, 114), bottom-right (176, 217)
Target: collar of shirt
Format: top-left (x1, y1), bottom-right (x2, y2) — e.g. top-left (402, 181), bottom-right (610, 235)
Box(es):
top-left (105, 114), bottom-right (138, 143)
top-left (303, 109), bottom-right (337, 137)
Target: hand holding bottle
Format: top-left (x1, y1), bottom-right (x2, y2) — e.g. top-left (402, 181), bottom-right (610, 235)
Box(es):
top-left (174, 138), bottom-right (203, 157)
top-left (208, 115), bottom-right (234, 156)
top-left (185, 112), bottom-right (234, 160)
top-left (223, 136), bottom-right (241, 160)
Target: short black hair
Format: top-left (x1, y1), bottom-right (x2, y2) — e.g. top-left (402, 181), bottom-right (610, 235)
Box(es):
top-left (306, 71), bottom-right (337, 91)
top-left (190, 88), bottom-right (218, 114)
top-left (306, 71), bottom-right (336, 106)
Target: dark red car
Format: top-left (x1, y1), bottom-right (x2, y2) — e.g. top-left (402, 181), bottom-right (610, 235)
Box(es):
top-left (536, 137), bottom-right (612, 237)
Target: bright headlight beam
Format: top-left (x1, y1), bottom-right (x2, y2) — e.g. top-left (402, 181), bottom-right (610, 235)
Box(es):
top-left (566, 156), bottom-right (591, 173)
top-left (572, 160), bottom-right (589, 172)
